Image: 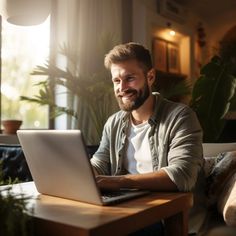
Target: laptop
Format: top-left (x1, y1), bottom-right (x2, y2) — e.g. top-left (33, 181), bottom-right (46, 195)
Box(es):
top-left (17, 130), bottom-right (149, 205)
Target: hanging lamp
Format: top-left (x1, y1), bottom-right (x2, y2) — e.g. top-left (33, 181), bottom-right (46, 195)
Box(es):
top-left (0, 0), bottom-right (51, 26)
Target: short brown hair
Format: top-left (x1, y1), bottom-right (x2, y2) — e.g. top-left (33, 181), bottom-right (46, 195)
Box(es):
top-left (104, 42), bottom-right (153, 74)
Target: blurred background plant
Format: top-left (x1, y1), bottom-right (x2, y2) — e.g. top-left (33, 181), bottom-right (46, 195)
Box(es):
top-left (154, 79), bottom-right (192, 103)
top-left (0, 162), bottom-right (34, 236)
top-left (219, 26), bottom-right (236, 111)
top-left (190, 56), bottom-right (236, 142)
top-left (21, 34), bottom-right (118, 145)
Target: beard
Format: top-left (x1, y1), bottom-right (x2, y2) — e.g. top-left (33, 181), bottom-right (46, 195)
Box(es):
top-left (115, 81), bottom-right (150, 112)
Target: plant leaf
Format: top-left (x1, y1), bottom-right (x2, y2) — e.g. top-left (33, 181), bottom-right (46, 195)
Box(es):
top-left (190, 56), bottom-right (236, 142)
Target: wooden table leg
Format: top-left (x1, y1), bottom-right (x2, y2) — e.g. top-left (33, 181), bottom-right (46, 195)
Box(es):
top-left (164, 210), bottom-right (189, 236)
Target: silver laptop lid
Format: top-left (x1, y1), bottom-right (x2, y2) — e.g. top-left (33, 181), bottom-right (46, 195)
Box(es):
top-left (17, 130), bottom-right (104, 205)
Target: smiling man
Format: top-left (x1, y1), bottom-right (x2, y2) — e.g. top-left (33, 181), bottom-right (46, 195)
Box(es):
top-left (91, 42), bottom-right (206, 235)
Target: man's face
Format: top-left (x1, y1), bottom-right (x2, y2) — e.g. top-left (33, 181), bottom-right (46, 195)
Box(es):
top-left (111, 60), bottom-right (152, 111)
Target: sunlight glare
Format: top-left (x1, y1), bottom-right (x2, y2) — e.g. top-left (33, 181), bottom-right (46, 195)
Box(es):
top-left (1, 14), bottom-right (50, 128)
top-left (34, 120), bottom-right (40, 127)
top-left (3, 16), bottom-right (50, 65)
top-left (1, 83), bottom-right (19, 100)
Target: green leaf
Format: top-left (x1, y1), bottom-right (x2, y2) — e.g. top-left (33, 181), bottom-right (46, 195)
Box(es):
top-left (190, 56), bottom-right (236, 142)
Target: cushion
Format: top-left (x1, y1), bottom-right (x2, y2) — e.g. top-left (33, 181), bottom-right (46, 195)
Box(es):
top-left (206, 151), bottom-right (236, 206)
top-left (205, 226), bottom-right (236, 236)
top-left (0, 144), bottom-right (32, 182)
top-left (203, 156), bottom-right (217, 177)
top-left (217, 173), bottom-right (236, 226)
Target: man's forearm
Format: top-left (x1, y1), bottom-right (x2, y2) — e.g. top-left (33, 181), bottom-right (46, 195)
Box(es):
top-left (96, 169), bottom-right (178, 192)
top-left (122, 169), bottom-right (178, 191)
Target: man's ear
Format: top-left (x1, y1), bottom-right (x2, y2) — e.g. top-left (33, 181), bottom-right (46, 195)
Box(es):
top-left (147, 69), bottom-right (156, 86)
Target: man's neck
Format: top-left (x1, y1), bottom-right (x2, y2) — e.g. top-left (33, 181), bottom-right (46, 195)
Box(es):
top-left (131, 95), bottom-right (155, 125)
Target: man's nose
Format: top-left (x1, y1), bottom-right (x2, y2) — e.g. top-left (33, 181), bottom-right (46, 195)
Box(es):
top-left (119, 80), bottom-right (128, 92)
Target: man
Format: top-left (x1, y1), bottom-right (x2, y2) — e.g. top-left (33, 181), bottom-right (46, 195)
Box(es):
top-left (91, 42), bottom-right (206, 234)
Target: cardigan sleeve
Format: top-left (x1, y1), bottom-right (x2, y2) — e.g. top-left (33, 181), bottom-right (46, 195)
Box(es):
top-left (160, 106), bottom-right (203, 192)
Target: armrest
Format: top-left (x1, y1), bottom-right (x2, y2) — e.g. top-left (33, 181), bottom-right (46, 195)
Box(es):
top-left (203, 143), bottom-right (236, 177)
top-left (203, 143), bottom-right (236, 156)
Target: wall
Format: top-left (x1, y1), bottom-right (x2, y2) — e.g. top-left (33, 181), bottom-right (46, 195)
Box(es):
top-left (52, 0), bottom-right (236, 137)
top-left (132, 0), bottom-right (198, 80)
top-left (130, 0), bottom-right (234, 81)
top-left (207, 13), bottom-right (236, 56)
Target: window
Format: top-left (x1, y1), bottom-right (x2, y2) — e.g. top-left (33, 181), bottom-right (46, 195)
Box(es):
top-left (1, 16), bottom-right (50, 129)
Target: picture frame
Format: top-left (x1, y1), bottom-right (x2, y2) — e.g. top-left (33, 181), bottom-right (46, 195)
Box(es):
top-left (157, 0), bottom-right (186, 23)
top-left (152, 38), bottom-right (167, 72)
top-left (167, 43), bottom-right (180, 73)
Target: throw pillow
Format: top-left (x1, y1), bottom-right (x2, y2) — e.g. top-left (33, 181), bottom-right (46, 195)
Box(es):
top-left (203, 156), bottom-right (217, 177)
top-left (217, 173), bottom-right (236, 226)
top-left (206, 151), bottom-right (236, 206)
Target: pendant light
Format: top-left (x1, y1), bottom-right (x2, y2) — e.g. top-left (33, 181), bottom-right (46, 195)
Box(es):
top-left (0, 0), bottom-right (51, 26)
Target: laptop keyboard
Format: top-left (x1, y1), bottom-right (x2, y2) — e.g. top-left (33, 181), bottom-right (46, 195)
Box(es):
top-left (102, 191), bottom-right (127, 200)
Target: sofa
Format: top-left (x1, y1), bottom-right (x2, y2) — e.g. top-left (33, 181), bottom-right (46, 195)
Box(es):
top-left (198, 143), bottom-right (236, 235)
top-left (0, 144), bottom-right (32, 182)
top-left (0, 143), bottom-right (98, 183)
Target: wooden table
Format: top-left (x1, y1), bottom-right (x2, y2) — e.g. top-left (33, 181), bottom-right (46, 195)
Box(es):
top-left (7, 182), bottom-right (193, 236)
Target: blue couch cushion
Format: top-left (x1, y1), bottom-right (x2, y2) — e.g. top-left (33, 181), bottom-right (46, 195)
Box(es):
top-left (0, 144), bottom-right (32, 182)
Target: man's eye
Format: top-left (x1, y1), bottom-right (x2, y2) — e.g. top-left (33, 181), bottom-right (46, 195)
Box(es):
top-left (127, 77), bottom-right (135, 82)
top-left (113, 79), bottom-right (120, 84)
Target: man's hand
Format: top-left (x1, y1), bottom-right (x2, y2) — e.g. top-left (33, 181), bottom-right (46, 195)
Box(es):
top-left (96, 175), bottom-right (124, 191)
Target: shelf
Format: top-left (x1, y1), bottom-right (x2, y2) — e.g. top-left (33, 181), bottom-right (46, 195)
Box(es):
top-left (0, 134), bottom-right (20, 144)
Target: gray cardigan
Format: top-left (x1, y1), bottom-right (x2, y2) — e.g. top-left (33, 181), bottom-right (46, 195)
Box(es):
top-left (91, 93), bottom-right (203, 192)
top-left (91, 93), bottom-right (206, 233)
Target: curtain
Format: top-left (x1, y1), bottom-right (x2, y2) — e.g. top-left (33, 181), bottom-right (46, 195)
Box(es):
top-left (53, 0), bottom-right (122, 145)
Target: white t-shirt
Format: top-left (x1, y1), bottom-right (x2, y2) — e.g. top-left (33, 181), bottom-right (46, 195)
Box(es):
top-left (124, 121), bottom-right (153, 174)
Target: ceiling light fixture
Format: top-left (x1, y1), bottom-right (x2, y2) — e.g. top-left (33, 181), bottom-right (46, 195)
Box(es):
top-left (167, 22), bottom-right (176, 37)
top-left (0, 0), bottom-right (51, 26)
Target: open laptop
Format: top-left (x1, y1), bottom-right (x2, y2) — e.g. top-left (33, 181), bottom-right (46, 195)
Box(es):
top-left (17, 130), bottom-right (149, 205)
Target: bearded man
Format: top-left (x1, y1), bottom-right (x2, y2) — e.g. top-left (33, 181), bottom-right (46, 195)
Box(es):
top-left (91, 42), bottom-right (206, 235)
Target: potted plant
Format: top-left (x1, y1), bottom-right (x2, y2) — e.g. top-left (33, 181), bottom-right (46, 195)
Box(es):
top-left (1, 119), bottom-right (23, 134)
top-left (1, 95), bottom-right (23, 134)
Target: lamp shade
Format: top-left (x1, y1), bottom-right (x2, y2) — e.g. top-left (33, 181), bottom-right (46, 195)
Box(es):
top-left (0, 0), bottom-right (51, 26)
